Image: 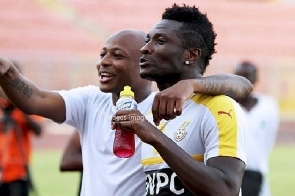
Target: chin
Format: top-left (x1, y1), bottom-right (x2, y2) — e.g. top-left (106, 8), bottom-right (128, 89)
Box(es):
top-left (139, 72), bottom-right (157, 81)
top-left (98, 83), bottom-right (112, 93)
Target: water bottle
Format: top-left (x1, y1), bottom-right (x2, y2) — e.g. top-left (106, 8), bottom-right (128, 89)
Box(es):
top-left (113, 86), bottom-right (137, 158)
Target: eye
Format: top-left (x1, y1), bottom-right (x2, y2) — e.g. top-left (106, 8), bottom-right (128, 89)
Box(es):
top-left (100, 52), bottom-right (106, 58)
top-left (114, 52), bottom-right (124, 59)
top-left (145, 37), bottom-right (150, 43)
top-left (157, 38), bottom-right (165, 45)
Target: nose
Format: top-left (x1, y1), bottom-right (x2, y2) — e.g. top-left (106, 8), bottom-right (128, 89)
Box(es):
top-left (140, 43), bottom-right (152, 55)
top-left (99, 54), bottom-right (112, 68)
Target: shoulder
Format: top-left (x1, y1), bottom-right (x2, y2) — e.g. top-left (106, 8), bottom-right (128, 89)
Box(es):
top-left (58, 85), bottom-right (104, 98)
top-left (67, 85), bottom-right (101, 94)
top-left (191, 94), bottom-right (238, 109)
top-left (191, 94), bottom-right (243, 121)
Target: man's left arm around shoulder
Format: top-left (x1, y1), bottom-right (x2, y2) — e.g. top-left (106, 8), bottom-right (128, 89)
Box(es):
top-left (151, 73), bottom-right (252, 125)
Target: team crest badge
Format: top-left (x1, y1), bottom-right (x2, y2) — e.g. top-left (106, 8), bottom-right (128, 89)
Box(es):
top-left (174, 121), bottom-right (190, 142)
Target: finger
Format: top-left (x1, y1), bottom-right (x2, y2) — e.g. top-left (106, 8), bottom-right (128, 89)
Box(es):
top-left (111, 116), bottom-right (119, 129)
top-left (164, 97), bottom-right (177, 120)
top-left (152, 95), bottom-right (161, 126)
top-left (158, 94), bottom-right (169, 120)
top-left (111, 122), bottom-right (117, 130)
top-left (174, 97), bottom-right (185, 116)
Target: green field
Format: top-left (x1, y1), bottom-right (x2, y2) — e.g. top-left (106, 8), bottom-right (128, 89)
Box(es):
top-left (30, 145), bottom-right (295, 196)
top-left (269, 145), bottom-right (295, 195)
top-left (30, 150), bottom-right (81, 196)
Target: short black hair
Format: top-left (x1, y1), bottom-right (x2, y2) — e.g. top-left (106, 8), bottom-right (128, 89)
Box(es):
top-left (241, 60), bottom-right (258, 82)
top-left (162, 4), bottom-right (217, 74)
top-left (240, 60), bottom-right (257, 73)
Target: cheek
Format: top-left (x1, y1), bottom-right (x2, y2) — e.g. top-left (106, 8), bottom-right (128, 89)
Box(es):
top-left (157, 49), bottom-right (181, 64)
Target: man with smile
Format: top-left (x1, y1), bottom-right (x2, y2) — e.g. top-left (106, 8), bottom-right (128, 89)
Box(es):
top-left (0, 28), bottom-right (251, 195)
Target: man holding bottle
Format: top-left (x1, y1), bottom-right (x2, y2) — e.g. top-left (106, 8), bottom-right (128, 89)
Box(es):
top-left (0, 28), bottom-right (251, 195)
top-left (112, 4), bottom-right (248, 196)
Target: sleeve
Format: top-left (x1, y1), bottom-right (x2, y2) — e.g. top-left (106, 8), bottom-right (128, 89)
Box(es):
top-left (202, 96), bottom-right (247, 164)
top-left (57, 85), bottom-right (99, 133)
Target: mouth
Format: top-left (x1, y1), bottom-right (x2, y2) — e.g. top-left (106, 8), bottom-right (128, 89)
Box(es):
top-left (139, 56), bottom-right (153, 67)
top-left (99, 71), bottom-right (115, 83)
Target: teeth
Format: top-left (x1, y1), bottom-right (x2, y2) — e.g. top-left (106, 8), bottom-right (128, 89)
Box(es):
top-left (100, 72), bottom-right (113, 77)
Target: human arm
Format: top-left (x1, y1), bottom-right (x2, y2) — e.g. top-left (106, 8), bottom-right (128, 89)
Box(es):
top-left (151, 134), bottom-right (244, 196)
top-left (60, 131), bottom-right (83, 171)
top-left (0, 57), bottom-right (66, 122)
top-left (194, 74), bottom-right (252, 100)
top-left (112, 109), bottom-right (245, 196)
top-left (24, 114), bottom-right (43, 137)
top-left (152, 73), bottom-right (252, 125)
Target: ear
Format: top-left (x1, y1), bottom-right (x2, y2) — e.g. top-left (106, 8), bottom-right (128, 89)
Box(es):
top-left (185, 48), bottom-right (201, 63)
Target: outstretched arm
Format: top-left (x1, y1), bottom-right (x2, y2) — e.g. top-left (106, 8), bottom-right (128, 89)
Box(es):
top-left (0, 58), bottom-right (66, 122)
top-left (152, 74), bottom-right (252, 125)
top-left (60, 131), bottom-right (83, 171)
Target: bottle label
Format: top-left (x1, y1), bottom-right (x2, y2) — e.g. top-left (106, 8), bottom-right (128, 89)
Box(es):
top-left (116, 99), bottom-right (137, 111)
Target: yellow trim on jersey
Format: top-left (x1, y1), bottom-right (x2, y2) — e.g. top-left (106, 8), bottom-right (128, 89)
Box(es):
top-left (191, 94), bottom-right (238, 157)
top-left (141, 154), bottom-right (204, 166)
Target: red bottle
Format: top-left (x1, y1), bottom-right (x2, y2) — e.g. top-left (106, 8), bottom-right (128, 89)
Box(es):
top-left (113, 86), bottom-right (137, 158)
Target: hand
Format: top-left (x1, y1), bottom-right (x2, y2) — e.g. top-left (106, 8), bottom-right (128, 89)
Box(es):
top-left (0, 57), bottom-right (14, 77)
top-left (111, 109), bottom-right (158, 144)
top-left (152, 80), bottom-right (194, 126)
top-left (24, 114), bottom-right (43, 136)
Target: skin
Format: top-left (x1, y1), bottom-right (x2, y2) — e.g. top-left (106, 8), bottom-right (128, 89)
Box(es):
top-left (0, 29), bottom-right (250, 195)
top-left (234, 63), bottom-right (258, 111)
top-left (98, 30), bottom-right (152, 104)
top-left (140, 20), bottom-right (252, 124)
top-left (60, 131), bottom-right (83, 171)
top-left (0, 62), bottom-right (42, 136)
top-left (56, 31), bottom-right (252, 175)
top-left (0, 30), bottom-right (152, 123)
top-left (112, 20), bottom-right (246, 196)
top-left (0, 47), bottom-right (252, 125)
top-left (151, 74), bottom-right (252, 125)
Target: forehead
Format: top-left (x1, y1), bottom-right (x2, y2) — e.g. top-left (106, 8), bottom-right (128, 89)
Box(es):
top-left (148, 19), bottom-right (182, 37)
top-left (103, 33), bottom-right (143, 52)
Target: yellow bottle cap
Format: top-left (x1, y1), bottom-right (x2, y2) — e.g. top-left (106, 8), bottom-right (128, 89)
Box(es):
top-left (120, 86), bottom-right (134, 98)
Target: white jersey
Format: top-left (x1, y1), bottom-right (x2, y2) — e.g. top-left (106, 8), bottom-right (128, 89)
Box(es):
top-left (141, 94), bottom-right (247, 196)
top-left (58, 85), bottom-right (155, 196)
top-left (242, 93), bottom-right (279, 196)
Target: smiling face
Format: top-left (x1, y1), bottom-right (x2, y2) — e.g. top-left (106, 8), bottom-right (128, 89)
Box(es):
top-left (139, 19), bottom-right (187, 84)
top-left (96, 30), bottom-right (148, 95)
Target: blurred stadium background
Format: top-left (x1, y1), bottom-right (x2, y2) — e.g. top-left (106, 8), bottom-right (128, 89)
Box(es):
top-left (0, 0), bottom-right (294, 195)
top-left (1, 0), bottom-right (294, 146)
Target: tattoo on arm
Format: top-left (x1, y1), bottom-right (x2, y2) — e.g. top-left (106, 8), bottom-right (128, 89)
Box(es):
top-left (200, 75), bottom-right (249, 101)
top-left (202, 80), bottom-right (233, 95)
top-left (9, 78), bottom-right (33, 98)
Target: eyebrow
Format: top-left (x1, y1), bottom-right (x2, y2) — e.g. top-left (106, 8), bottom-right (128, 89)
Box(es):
top-left (147, 32), bottom-right (166, 38)
top-left (101, 47), bottom-right (123, 52)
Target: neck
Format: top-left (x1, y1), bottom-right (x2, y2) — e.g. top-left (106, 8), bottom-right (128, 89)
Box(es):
top-left (156, 73), bottom-right (202, 91)
top-left (239, 94), bottom-right (258, 111)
